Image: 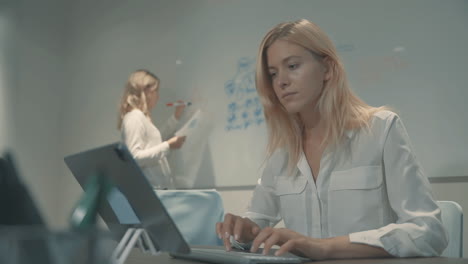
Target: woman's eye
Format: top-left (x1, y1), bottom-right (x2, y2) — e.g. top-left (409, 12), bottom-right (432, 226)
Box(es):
top-left (269, 72), bottom-right (277, 78)
top-left (288, 63), bottom-right (298, 70)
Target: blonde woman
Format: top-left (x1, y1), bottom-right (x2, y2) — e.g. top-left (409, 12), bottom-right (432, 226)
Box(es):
top-left (216, 20), bottom-right (447, 259)
top-left (118, 69), bottom-right (186, 189)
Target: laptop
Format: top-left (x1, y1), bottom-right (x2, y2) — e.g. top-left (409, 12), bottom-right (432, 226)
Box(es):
top-left (64, 142), bottom-right (308, 264)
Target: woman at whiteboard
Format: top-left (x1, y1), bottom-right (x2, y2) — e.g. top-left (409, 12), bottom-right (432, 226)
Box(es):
top-left (216, 19), bottom-right (447, 259)
top-left (118, 69), bottom-right (186, 189)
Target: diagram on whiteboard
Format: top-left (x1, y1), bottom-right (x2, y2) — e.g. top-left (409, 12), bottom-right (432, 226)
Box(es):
top-left (224, 57), bottom-right (264, 131)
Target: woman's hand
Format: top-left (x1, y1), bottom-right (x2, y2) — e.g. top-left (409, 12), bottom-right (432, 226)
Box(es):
top-left (250, 227), bottom-right (331, 260)
top-left (216, 213), bottom-right (260, 251)
top-left (174, 100), bottom-right (186, 120)
top-left (167, 136), bottom-right (186, 149)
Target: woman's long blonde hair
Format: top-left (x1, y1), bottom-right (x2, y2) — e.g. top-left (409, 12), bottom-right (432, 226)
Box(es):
top-left (256, 19), bottom-right (386, 174)
top-left (117, 69), bottom-right (159, 129)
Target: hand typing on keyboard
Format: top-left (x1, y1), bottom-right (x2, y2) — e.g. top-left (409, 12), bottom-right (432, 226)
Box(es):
top-left (249, 226), bottom-right (331, 259)
top-left (217, 213), bottom-right (331, 260)
top-left (216, 213), bottom-right (260, 251)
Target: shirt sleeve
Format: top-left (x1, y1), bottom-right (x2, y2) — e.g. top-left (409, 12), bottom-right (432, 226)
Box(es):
top-left (121, 112), bottom-right (170, 167)
top-left (244, 154), bottom-right (283, 229)
top-left (349, 114), bottom-right (448, 257)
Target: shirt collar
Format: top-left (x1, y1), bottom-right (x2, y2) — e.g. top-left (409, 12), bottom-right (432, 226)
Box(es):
top-left (295, 129), bottom-right (356, 174)
top-left (345, 129), bottom-right (356, 139)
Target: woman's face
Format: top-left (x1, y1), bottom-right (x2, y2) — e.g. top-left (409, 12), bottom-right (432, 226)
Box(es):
top-left (146, 81), bottom-right (160, 110)
top-left (266, 39), bottom-right (330, 115)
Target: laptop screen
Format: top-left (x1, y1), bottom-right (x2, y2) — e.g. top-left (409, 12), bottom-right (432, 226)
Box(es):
top-left (64, 142), bottom-right (190, 254)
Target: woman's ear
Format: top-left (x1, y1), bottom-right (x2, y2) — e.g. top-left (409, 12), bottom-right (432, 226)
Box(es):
top-left (322, 56), bottom-right (332, 81)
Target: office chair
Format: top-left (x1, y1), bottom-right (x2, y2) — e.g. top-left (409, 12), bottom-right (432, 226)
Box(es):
top-left (438, 201), bottom-right (463, 258)
top-left (156, 189), bottom-right (224, 246)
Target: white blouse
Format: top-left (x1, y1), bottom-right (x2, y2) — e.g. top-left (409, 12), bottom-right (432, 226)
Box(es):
top-left (121, 109), bottom-right (178, 189)
top-left (244, 111), bottom-right (448, 257)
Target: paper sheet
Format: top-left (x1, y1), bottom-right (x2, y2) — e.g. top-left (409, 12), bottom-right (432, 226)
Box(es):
top-left (175, 109), bottom-right (202, 137)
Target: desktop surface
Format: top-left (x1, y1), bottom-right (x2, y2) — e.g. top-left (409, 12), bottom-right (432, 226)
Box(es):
top-left (127, 249), bottom-right (468, 264)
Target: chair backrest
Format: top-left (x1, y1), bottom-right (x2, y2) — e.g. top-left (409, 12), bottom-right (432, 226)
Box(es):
top-left (438, 201), bottom-right (463, 258)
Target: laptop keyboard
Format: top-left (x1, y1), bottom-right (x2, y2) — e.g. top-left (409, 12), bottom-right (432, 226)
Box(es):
top-left (188, 247), bottom-right (306, 264)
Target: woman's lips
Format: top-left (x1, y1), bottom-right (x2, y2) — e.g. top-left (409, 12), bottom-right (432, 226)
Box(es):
top-left (282, 92), bottom-right (297, 99)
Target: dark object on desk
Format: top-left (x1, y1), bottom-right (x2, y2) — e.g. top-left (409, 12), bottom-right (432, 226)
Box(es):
top-left (0, 153), bottom-right (46, 225)
top-left (0, 152), bottom-right (52, 264)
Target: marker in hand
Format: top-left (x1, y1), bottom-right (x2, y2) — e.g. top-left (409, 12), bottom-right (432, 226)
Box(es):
top-left (166, 101), bottom-right (192, 107)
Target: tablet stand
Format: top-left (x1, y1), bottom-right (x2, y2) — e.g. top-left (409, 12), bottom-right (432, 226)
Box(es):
top-left (111, 227), bottom-right (160, 264)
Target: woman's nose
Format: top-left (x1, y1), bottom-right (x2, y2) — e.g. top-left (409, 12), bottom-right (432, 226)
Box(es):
top-left (276, 72), bottom-right (289, 89)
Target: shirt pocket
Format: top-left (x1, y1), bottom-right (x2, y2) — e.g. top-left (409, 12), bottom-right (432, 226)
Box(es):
top-left (275, 175), bottom-right (308, 228)
top-left (330, 165), bottom-right (383, 191)
top-left (328, 166), bottom-right (384, 236)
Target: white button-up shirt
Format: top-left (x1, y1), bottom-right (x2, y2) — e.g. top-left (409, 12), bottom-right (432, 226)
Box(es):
top-left (121, 109), bottom-right (178, 189)
top-left (245, 111), bottom-right (448, 257)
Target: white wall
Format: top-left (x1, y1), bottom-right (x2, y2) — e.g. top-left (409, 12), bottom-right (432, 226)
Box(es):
top-left (55, 0), bottom-right (468, 190)
top-left (0, 1), bottom-right (15, 150)
top-left (2, 0), bottom-right (68, 227)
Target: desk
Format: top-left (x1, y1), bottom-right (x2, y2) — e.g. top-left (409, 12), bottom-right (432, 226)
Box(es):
top-left (127, 249), bottom-right (468, 264)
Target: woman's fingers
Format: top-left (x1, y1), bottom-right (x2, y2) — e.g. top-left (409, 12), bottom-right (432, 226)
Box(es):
top-left (262, 231), bottom-right (281, 255)
top-left (215, 222), bottom-right (223, 239)
top-left (221, 213), bottom-right (236, 250)
top-left (249, 227), bottom-right (313, 257)
top-left (251, 224), bottom-right (260, 236)
top-left (232, 217), bottom-right (244, 242)
top-left (250, 226), bottom-right (274, 253)
top-left (275, 239), bottom-right (298, 256)
top-left (216, 221), bottom-right (232, 250)
top-left (217, 214), bottom-right (261, 251)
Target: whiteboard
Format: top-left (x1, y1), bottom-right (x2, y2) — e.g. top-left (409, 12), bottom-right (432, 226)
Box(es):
top-left (63, 0), bottom-right (468, 188)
